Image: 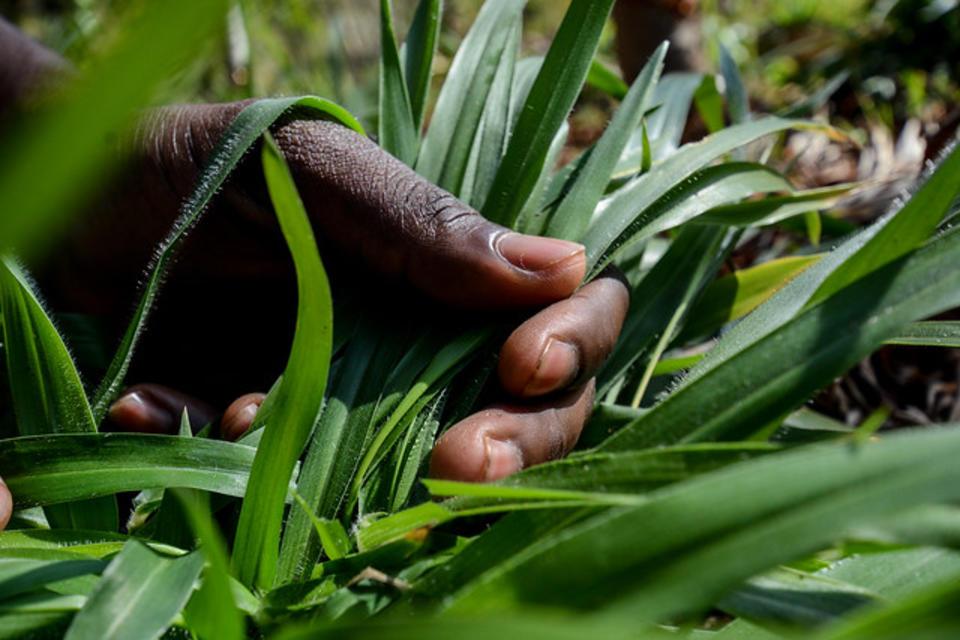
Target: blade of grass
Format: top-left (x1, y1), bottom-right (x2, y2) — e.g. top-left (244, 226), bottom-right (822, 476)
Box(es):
top-left (401, 0), bottom-right (442, 131)
top-left (0, 434), bottom-right (259, 506)
top-left (360, 443), bottom-right (774, 550)
top-left (885, 321), bottom-right (960, 347)
top-left (348, 328), bottom-right (490, 511)
top-left (720, 45), bottom-right (750, 125)
top-left (583, 118), bottom-right (821, 275)
top-left (0, 258), bottom-right (117, 531)
top-left (276, 327), bottom-right (381, 583)
top-left (546, 42), bottom-right (667, 241)
top-left (378, 0), bottom-right (418, 165)
top-left (232, 134), bottom-right (334, 589)
top-left (678, 254), bottom-right (822, 342)
top-left (587, 58), bottom-right (629, 99)
top-left (415, 0), bottom-right (524, 192)
top-left (810, 143), bottom-right (960, 305)
top-left (602, 224), bottom-right (960, 450)
top-left (176, 490), bottom-right (245, 640)
top-left (684, 143), bottom-right (960, 387)
top-left (482, 0), bottom-right (616, 227)
top-left (697, 184), bottom-right (855, 227)
top-left (463, 19), bottom-right (520, 206)
top-left (64, 541), bottom-right (202, 640)
top-left (445, 426), bottom-right (960, 621)
top-left (597, 226), bottom-right (729, 396)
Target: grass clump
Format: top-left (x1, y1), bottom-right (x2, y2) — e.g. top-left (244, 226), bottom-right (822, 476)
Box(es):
top-left (2, 1), bottom-right (960, 638)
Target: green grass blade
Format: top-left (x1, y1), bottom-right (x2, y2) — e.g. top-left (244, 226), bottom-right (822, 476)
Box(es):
top-left (463, 19), bottom-right (520, 207)
top-left (402, 0), bottom-right (442, 130)
top-left (64, 541), bottom-right (203, 640)
top-left (378, 0), bottom-right (418, 165)
top-left (515, 122), bottom-right (570, 235)
top-left (816, 575), bottom-right (960, 640)
top-left (597, 226), bottom-right (730, 398)
top-left (349, 329), bottom-right (490, 508)
top-left (587, 58), bottom-right (629, 99)
top-left (619, 72), bottom-right (702, 170)
top-left (446, 426), bottom-right (960, 621)
top-left (0, 259), bottom-right (96, 436)
top-left (0, 557), bottom-right (105, 601)
top-left (818, 548), bottom-right (960, 602)
top-left (602, 226), bottom-right (960, 450)
top-left (684, 144), bottom-right (960, 387)
top-left (232, 134), bottom-right (334, 589)
top-left (89, 96), bottom-right (361, 425)
top-left (720, 45), bottom-right (750, 125)
top-left (0, 434), bottom-right (258, 506)
top-left (416, 0), bottom-right (525, 192)
top-left (0, 592), bottom-right (86, 639)
top-left (276, 328), bottom-right (380, 583)
top-left (697, 184), bottom-right (855, 227)
top-left (0, 0), bottom-right (230, 255)
top-left (482, 0), bottom-right (616, 228)
top-left (810, 143), bottom-right (960, 305)
top-left (678, 254), bottom-right (822, 342)
top-left (176, 490), bottom-right (245, 640)
top-left (885, 321), bottom-right (960, 347)
top-left (583, 118), bottom-right (816, 275)
top-left (0, 258), bottom-right (117, 531)
top-left (359, 443), bottom-right (775, 551)
top-left (719, 567), bottom-right (878, 628)
top-left (546, 42), bottom-right (667, 241)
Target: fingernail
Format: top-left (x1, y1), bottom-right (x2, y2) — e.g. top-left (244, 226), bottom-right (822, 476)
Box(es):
top-left (497, 233), bottom-right (584, 273)
top-left (222, 401), bottom-right (259, 441)
top-left (484, 438), bottom-right (523, 481)
top-left (108, 392), bottom-right (175, 433)
top-left (524, 338), bottom-right (579, 396)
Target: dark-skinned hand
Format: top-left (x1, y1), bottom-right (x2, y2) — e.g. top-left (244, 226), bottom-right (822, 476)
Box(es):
top-left (0, 21), bottom-right (629, 530)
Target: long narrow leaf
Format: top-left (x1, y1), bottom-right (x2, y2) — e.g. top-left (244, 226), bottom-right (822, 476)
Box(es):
top-left (0, 434), bottom-right (258, 506)
top-left (64, 541), bottom-right (202, 640)
top-left (232, 135), bottom-right (334, 589)
top-left (482, 0), bottom-right (616, 227)
top-left (547, 42), bottom-right (668, 241)
top-left (378, 0), bottom-right (418, 164)
top-left (402, 0), bottom-right (442, 130)
top-left (0, 259), bottom-right (117, 531)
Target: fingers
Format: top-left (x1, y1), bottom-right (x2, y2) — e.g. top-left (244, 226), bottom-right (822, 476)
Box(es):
top-left (430, 381), bottom-right (595, 482)
top-left (0, 478), bottom-right (11, 531)
top-left (107, 384), bottom-right (265, 441)
top-left (270, 119), bottom-right (586, 309)
top-left (106, 384), bottom-right (217, 434)
top-left (221, 393), bottom-right (267, 441)
top-left (498, 273), bottom-right (630, 398)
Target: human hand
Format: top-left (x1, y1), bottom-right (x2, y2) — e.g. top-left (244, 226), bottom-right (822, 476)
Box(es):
top-left (40, 101), bottom-right (629, 482)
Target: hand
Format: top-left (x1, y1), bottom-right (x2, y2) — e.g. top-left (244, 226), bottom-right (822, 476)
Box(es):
top-left (39, 101), bottom-right (629, 482)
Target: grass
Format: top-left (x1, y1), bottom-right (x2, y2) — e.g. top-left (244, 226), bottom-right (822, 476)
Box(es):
top-left (2, 0), bottom-right (960, 637)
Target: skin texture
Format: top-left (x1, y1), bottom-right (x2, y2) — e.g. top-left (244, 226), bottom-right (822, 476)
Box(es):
top-left (0, 16), bottom-right (631, 528)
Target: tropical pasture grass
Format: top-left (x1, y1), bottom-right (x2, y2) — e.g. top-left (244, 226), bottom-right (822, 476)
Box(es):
top-left (1, 0), bottom-right (959, 638)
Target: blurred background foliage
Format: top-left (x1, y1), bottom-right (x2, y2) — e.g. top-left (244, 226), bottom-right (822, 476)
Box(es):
top-left (3, 0), bottom-right (955, 129)
top-left (3, 0), bottom-right (956, 186)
